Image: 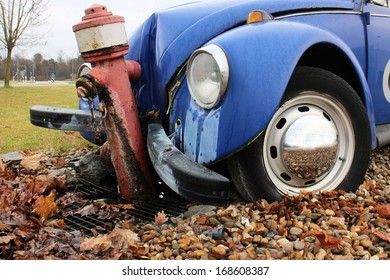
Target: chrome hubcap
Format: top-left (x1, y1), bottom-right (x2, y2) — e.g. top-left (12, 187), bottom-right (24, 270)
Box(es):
top-left (263, 92), bottom-right (354, 196)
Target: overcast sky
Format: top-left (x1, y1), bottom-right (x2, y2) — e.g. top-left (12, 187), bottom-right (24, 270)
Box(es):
top-left (14, 0), bottom-right (208, 60)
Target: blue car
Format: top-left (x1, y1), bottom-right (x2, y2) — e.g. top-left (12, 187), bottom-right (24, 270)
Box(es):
top-left (31, 0), bottom-right (390, 204)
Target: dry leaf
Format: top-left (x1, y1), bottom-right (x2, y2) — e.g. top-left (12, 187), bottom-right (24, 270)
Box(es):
top-left (80, 235), bottom-right (112, 252)
top-left (75, 204), bottom-right (98, 216)
top-left (142, 231), bottom-right (158, 243)
top-left (373, 204), bottom-right (390, 218)
top-left (327, 217), bottom-right (347, 229)
top-left (0, 159), bottom-right (5, 173)
top-left (32, 191), bottom-right (57, 222)
top-left (0, 223), bottom-right (11, 231)
top-left (55, 158), bottom-right (66, 169)
top-left (32, 175), bottom-right (66, 194)
top-left (0, 234), bottom-right (17, 244)
top-left (20, 153), bottom-right (49, 171)
top-left (154, 211), bottom-right (168, 226)
top-left (302, 231), bottom-right (341, 250)
top-left (109, 226), bottom-right (139, 249)
top-left (46, 219), bottom-right (67, 229)
top-left (371, 224), bottom-right (390, 242)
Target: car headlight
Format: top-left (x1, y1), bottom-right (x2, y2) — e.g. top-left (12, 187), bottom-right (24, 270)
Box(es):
top-left (186, 44), bottom-right (229, 109)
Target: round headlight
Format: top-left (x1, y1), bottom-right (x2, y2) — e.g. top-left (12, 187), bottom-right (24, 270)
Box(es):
top-left (186, 44), bottom-right (229, 109)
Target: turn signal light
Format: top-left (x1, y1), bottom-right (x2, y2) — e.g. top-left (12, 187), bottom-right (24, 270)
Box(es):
top-left (247, 10), bottom-right (273, 24)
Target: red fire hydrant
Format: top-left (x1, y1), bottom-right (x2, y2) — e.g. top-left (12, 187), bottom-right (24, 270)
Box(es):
top-left (72, 4), bottom-right (155, 200)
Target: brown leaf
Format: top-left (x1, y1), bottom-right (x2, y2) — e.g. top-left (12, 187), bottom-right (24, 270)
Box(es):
top-left (372, 204), bottom-right (390, 218)
top-left (46, 219), bottom-right (67, 229)
top-left (0, 223), bottom-right (11, 231)
top-left (371, 224), bottom-right (390, 242)
top-left (0, 159), bottom-right (5, 173)
top-left (109, 226), bottom-right (139, 249)
top-left (32, 175), bottom-right (66, 194)
top-left (141, 231), bottom-right (158, 243)
top-left (80, 235), bottom-right (112, 252)
top-left (75, 204), bottom-right (98, 216)
top-left (55, 158), bottom-right (66, 169)
top-left (373, 231), bottom-right (390, 242)
top-left (20, 153), bottom-right (48, 171)
top-left (32, 191), bottom-right (57, 222)
top-left (0, 234), bottom-right (17, 244)
top-left (154, 210), bottom-right (168, 226)
top-left (80, 227), bottom-right (139, 252)
top-left (302, 231), bottom-right (341, 250)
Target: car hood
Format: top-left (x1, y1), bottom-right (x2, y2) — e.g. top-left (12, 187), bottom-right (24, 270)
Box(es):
top-left (125, 0), bottom-right (358, 113)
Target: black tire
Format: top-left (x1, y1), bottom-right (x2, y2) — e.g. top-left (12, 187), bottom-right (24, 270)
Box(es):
top-left (227, 66), bottom-right (371, 202)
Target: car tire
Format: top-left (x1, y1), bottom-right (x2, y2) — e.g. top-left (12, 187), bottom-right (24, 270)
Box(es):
top-left (227, 66), bottom-right (371, 202)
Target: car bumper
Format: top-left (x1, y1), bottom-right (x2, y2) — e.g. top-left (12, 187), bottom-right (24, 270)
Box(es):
top-left (30, 105), bottom-right (101, 132)
top-left (147, 119), bottom-right (230, 205)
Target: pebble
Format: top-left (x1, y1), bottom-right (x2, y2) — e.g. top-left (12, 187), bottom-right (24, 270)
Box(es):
top-left (289, 227), bottom-right (303, 236)
top-left (294, 241), bottom-right (306, 251)
top-left (315, 249), bottom-right (327, 260)
top-left (360, 239), bottom-right (373, 248)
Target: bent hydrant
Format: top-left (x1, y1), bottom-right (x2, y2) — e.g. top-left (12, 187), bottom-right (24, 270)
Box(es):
top-left (72, 4), bottom-right (156, 200)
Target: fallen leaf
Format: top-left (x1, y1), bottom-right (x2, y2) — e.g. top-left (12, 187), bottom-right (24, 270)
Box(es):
top-left (371, 224), bottom-right (390, 242)
top-left (327, 217), bottom-right (347, 229)
top-left (75, 204), bottom-right (98, 216)
top-left (373, 204), bottom-right (390, 218)
top-left (302, 231), bottom-right (341, 250)
top-left (46, 219), bottom-right (67, 229)
top-left (0, 223), bottom-right (11, 231)
top-left (141, 231), bottom-right (158, 243)
top-left (373, 230), bottom-right (390, 242)
top-left (28, 175), bottom-right (67, 195)
top-left (32, 191), bottom-right (57, 222)
top-left (20, 153), bottom-right (49, 171)
top-left (0, 234), bottom-right (17, 244)
top-left (154, 211), bottom-right (168, 226)
top-left (109, 226), bottom-right (139, 249)
top-left (80, 235), bottom-right (112, 252)
top-left (0, 159), bottom-right (5, 172)
top-left (55, 158), bottom-right (66, 169)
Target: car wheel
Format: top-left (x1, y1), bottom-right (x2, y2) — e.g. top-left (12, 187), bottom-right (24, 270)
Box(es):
top-left (227, 66), bottom-right (371, 202)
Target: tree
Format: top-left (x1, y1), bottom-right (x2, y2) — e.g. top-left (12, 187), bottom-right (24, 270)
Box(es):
top-left (0, 0), bottom-right (48, 87)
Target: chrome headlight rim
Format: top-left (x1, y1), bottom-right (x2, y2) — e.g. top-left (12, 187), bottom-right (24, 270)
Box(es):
top-left (186, 44), bottom-right (229, 109)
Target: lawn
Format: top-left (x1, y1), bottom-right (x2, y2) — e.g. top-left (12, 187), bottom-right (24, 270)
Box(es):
top-left (0, 84), bottom-right (94, 154)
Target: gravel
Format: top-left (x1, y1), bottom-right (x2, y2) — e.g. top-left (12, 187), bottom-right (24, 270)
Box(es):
top-left (1, 145), bottom-right (389, 260)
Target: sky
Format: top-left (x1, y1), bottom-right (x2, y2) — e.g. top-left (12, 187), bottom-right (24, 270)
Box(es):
top-left (14, 0), bottom-right (208, 60)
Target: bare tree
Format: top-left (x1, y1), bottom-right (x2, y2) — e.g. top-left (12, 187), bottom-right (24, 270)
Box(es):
top-left (0, 0), bottom-right (48, 87)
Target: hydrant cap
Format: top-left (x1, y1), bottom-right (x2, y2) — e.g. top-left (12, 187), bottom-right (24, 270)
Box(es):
top-left (72, 3), bottom-right (125, 33)
top-left (82, 4), bottom-right (112, 20)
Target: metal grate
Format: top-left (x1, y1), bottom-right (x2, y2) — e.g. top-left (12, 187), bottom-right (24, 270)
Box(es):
top-left (58, 181), bottom-right (190, 237)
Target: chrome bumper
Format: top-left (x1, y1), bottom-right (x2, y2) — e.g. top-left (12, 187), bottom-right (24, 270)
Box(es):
top-left (147, 120), bottom-right (230, 205)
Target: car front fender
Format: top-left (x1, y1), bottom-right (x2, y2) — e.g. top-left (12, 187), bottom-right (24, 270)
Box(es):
top-left (170, 20), bottom-right (376, 165)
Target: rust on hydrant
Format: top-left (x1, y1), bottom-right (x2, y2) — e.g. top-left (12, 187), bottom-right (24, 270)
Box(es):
top-left (72, 4), bottom-right (156, 200)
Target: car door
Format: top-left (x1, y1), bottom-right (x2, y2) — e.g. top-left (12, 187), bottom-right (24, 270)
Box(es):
top-left (365, 0), bottom-right (390, 125)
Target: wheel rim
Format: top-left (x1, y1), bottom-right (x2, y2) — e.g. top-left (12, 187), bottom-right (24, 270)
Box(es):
top-left (263, 92), bottom-right (355, 196)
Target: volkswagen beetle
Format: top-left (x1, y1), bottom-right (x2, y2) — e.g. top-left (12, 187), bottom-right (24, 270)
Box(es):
top-left (30, 0), bottom-right (390, 205)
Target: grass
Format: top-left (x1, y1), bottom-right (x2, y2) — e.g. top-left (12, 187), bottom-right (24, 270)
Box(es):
top-left (0, 84), bottom-right (94, 154)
